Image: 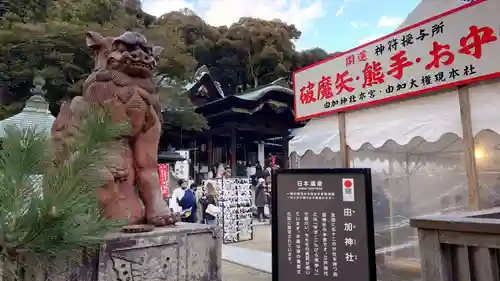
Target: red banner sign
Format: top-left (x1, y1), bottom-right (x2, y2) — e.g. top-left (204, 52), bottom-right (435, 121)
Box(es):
top-left (293, 0), bottom-right (500, 121)
top-left (158, 164), bottom-right (169, 197)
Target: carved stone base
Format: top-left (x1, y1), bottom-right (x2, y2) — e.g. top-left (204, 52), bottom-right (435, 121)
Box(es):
top-left (18, 223), bottom-right (222, 281)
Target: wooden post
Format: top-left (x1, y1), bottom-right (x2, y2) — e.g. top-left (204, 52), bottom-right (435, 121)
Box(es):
top-left (208, 134), bottom-right (213, 169)
top-left (418, 229), bottom-right (449, 281)
top-left (458, 86), bottom-right (479, 210)
top-left (388, 159), bottom-right (394, 254)
top-left (338, 113), bottom-right (350, 168)
top-left (230, 129), bottom-right (237, 176)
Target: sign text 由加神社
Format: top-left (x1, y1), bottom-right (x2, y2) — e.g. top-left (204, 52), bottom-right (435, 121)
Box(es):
top-left (272, 169), bottom-right (376, 281)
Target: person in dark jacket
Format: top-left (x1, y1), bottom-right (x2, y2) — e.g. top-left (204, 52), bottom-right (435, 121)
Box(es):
top-left (255, 162), bottom-right (263, 176)
top-left (201, 182), bottom-right (218, 225)
top-left (178, 180), bottom-right (197, 223)
top-left (236, 161), bottom-right (246, 177)
top-left (254, 178), bottom-right (267, 222)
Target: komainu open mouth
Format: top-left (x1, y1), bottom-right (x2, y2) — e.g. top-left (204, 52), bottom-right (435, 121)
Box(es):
top-left (118, 59), bottom-right (154, 77)
top-left (130, 61), bottom-right (153, 70)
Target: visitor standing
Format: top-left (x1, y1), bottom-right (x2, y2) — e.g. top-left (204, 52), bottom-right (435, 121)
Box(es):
top-left (255, 162), bottom-right (266, 180)
top-left (265, 166), bottom-right (272, 178)
top-left (169, 179), bottom-right (186, 213)
top-left (216, 163), bottom-right (225, 178)
top-left (236, 161), bottom-right (246, 176)
top-left (177, 180), bottom-right (197, 223)
top-left (254, 178), bottom-right (266, 222)
top-left (192, 183), bottom-right (203, 223)
top-left (246, 162), bottom-right (256, 177)
top-left (201, 182), bottom-right (219, 225)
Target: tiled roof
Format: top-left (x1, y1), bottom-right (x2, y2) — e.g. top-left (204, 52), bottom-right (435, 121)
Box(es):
top-left (233, 85), bottom-right (292, 101)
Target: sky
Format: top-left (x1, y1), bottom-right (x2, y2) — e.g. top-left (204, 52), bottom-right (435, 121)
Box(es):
top-left (141, 0), bottom-right (422, 53)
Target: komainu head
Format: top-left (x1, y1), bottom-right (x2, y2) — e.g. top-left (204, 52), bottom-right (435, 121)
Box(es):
top-left (85, 31), bottom-right (164, 78)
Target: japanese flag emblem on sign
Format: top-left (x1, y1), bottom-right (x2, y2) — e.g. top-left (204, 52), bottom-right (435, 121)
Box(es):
top-left (342, 178), bottom-right (355, 202)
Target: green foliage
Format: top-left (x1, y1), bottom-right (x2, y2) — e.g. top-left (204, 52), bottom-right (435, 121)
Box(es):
top-left (144, 22), bottom-right (198, 80)
top-left (0, 0), bottom-right (329, 131)
top-left (158, 10), bottom-right (329, 94)
top-left (0, 106), bottom-right (128, 277)
top-left (0, 1), bottom-right (204, 131)
top-left (298, 48), bottom-right (332, 67)
top-left (157, 79), bottom-right (208, 131)
top-left (0, 22), bottom-right (94, 108)
top-left (0, 104), bottom-right (23, 120)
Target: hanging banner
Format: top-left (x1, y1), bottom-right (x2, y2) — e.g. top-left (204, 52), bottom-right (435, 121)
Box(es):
top-left (293, 0), bottom-right (500, 121)
top-left (272, 169), bottom-right (376, 281)
top-left (158, 164), bottom-right (169, 197)
top-left (174, 150), bottom-right (190, 181)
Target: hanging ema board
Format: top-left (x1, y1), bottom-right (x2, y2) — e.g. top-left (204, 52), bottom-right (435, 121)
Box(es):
top-left (293, 0), bottom-right (500, 120)
top-left (271, 169), bottom-right (376, 281)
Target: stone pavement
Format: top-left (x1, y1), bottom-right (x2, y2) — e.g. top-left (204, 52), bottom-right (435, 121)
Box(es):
top-left (221, 223), bottom-right (409, 280)
top-left (222, 261), bottom-right (271, 281)
top-left (230, 224), bottom-right (271, 252)
top-left (222, 225), bottom-right (272, 273)
top-left (222, 244), bottom-right (272, 273)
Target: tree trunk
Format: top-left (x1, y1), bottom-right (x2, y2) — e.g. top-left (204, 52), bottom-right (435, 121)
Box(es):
top-left (247, 50), bottom-right (258, 88)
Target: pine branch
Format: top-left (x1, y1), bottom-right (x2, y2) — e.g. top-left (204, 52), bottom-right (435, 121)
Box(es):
top-left (0, 105), bottom-right (129, 279)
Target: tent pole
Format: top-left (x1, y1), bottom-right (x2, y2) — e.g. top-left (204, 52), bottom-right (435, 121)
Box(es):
top-left (458, 86), bottom-right (479, 210)
top-left (339, 112), bottom-right (350, 168)
top-left (388, 158), bottom-right (394, 256)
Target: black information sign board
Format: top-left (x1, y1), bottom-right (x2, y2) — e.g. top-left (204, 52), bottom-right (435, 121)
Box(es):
top-left (271, 169), bottom-right (376, 281)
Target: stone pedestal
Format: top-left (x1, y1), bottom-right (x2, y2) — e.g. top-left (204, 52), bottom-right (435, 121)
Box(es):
top-left (19, 223), bottom-right (221, 281)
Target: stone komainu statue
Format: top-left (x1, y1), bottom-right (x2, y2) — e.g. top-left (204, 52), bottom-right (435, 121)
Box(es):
top-left (51, 31), bottom-right (178, 226)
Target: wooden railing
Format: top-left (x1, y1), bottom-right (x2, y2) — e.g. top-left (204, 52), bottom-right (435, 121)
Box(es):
top-left (410, 207), bottom-right (500, 281)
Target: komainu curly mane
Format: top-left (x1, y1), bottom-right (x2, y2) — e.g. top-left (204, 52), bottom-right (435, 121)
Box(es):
top-left (51, 31), bottom-right (178, 228)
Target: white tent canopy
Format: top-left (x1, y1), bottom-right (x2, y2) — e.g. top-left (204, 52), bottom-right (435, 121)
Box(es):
top-left (289, 82), bottom-right (500, 162)
top-left (290, 91), bottom-right (465, 161)
top-left (289, 115), bottom-right (340, 156)
top-left (288, 0), bottom-right (497, 161)
top-left (346, 91), bottom-right (462, 151)
top-left (470, 82), bottom-right (500, 134)
top-left (0, 95), bottom-right (55, 138)
top-left (289, 1), bottom-right (500, 274)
